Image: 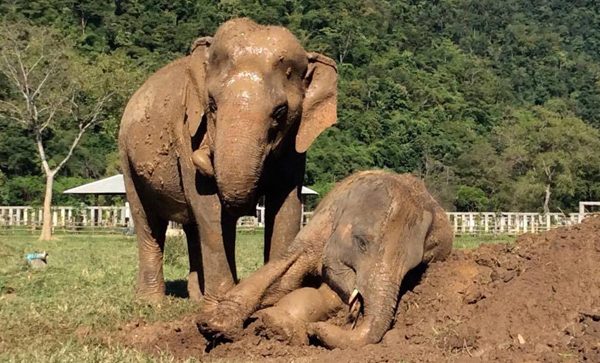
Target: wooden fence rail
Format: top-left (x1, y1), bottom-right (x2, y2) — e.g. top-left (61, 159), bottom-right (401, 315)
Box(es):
top-left (446, 212), bottom-right (582, 235)
top-left (0, 205), bottom-right (591, 235)
top-left (0, 206), bottom-right (130, 229)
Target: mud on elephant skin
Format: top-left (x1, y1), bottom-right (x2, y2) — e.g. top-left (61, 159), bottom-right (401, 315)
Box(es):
top-left (118, 18), bottom-right (337, 302)
top-left (197, 170), bottom-right (453, 349)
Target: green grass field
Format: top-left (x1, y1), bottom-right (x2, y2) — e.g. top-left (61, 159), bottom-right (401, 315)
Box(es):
top-left (0, 231), bottom-right (513, 362)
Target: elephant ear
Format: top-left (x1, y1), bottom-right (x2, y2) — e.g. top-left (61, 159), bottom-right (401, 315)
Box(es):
top-left (185, 36), bottom-right (212, 138)
top-left (296, 52), bottom-right (338, 153)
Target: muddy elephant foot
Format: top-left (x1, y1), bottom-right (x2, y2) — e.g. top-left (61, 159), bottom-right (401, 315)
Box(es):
top-left (308, 322), bottom-right (368, 349)
top-left (252, 307), bottom-right (309, 346)
top-left (196, 301), bottom-right (246, 341)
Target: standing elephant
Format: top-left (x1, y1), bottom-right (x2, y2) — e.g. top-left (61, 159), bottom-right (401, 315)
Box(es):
top-left (118, 18), bottom-right (337, 302)
top-left (197, 171), bottom-right (453, 348)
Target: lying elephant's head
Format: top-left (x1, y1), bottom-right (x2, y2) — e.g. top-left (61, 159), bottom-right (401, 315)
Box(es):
top-left (186, 18), bottom-right (337, 214)
top-left (314, 172), bottom-right (450, 348)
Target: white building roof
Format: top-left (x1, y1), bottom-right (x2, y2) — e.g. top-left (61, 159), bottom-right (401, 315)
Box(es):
top-left (63, 174), bottom-right (126, 194)
top-left (64, 174), bottom-right (319, 195)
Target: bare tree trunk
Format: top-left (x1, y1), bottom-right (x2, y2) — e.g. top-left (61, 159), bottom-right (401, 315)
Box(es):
top-left (543, 184), bottom-right (551, 215)
top-left (40, 172), bottom-right (54, 241)
top-left (1, 25), bottom-right (112, 240)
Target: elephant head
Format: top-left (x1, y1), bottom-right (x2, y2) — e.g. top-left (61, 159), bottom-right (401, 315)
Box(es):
top-left (311, 173), bottom-right (449, 348)
top-left (185, 18), bottom-right (337, 215)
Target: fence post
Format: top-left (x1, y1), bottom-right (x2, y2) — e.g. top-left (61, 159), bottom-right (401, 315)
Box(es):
top-left (484, 214), bottom-right (489, 233)
top-left (453, 214), bottom-right (458, 235)
top-left (469, 213), bottom-right (474, 234)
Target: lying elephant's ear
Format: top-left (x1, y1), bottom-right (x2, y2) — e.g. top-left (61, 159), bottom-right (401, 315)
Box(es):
top-left (185, 36), bottom-right (212, 138)
top-left (296, 52), bottom-right (338, 154)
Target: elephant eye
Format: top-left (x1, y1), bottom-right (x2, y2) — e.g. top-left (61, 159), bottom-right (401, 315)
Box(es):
top-left (353, 234), bottom-right (368, 253)
top-left (208, 95), bottom-right (217, 113)
top-left (272, 103), bottom-right (288, 125)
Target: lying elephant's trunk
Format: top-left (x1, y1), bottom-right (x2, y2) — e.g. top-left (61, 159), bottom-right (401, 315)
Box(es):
top-left (355, 269), bottom-right (400, 344)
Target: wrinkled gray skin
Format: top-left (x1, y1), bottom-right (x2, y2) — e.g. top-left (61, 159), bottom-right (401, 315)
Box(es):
top-left (198, 171), bottom-right (453, 349)
top-left (118, 18), bottom-right (337, 303)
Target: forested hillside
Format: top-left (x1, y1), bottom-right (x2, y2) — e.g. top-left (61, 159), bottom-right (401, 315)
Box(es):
top-left (1, 0), bottom-right (599, 212)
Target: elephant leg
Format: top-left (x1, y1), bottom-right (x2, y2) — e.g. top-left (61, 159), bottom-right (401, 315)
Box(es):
top-left (133, 211), bottom-right (168, 300)
top-left (197, 250), bottom-right (305, 340)
top-left (192, 194), bottom-right (237, 302)
top-left (123, 164), bottom-right (169, 300)
top-left (198, 209), bottom-right (333, 340)
top-left (183, 223), bottom-right (203, 302)
top-left (177, 135), bottom-right (237, 302)
top-left (264, 184), bottom-right (302, 262)
top-left (253, 284), bottom-right (343, 345)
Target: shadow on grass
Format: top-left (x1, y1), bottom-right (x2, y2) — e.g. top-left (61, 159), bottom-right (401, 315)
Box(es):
top-left (165, 279), bottom-right (189, 299)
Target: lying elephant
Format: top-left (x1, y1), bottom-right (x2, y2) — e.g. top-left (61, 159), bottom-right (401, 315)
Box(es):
top-left (119, 18), bottom-right (337, 301)
top-left (197, 170), bottom-right (453, 348)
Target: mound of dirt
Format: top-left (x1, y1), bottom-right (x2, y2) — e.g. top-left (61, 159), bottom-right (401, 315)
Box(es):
top-left (117, 215), bottom-right (600, 362)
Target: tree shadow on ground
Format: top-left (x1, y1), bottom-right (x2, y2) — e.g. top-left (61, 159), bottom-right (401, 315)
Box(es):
top-left (166, 279), bottom-right (189, 299)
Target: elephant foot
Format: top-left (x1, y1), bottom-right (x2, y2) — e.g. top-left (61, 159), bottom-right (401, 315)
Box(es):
top-left (196, 300), bottom-right (245, 341)
top-left (136, 270), bottom-right (166, 303)
top-left (308, 321), bottom-right (366, 349)
top-left (252, 307), bottom-right (309, 346)
top-left (135, 289), bottom-right (165, 304)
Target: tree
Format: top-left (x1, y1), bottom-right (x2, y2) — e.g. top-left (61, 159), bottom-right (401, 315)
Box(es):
top-left (495, 101), bottom-right (600, 213)
top-left (2, 0), bottom-right (600, 214)
top-left (0, 22), bottom-right (112, 240)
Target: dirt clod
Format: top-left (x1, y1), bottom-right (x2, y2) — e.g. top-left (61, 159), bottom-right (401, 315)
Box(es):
top-left (117, 215), bottom-right (600, 362)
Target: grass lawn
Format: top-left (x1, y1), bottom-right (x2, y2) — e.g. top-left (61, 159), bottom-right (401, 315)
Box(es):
top-left (0, 230), bottom-right (513, 362)
top-left (452, 234), bottom-right (515, 249)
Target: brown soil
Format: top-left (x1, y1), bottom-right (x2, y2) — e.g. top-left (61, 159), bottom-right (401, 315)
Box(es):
top-left (117, 215), bottom-right (600, 362)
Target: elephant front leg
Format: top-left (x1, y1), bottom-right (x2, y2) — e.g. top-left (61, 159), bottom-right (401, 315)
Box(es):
top-left (265, 185), bottom-right (302, 262)
top-left (194, 196), bottom-right (238, 303)
top-left (253, 284), bottom-right (343, 345)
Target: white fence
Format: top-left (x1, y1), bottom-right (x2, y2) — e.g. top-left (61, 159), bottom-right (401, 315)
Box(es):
top-left (0, 204), bottom-right (595, 235)
top-left (447, 212), bottom-right (582, 235)
top-left (0, 206), bottom-right (130, 230)
top-left (0, 205), bottom-right (302, 232)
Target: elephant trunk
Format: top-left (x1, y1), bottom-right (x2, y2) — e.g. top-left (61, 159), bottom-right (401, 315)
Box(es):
top-left (213, 114), bottom-right (267, 215)
top-left (355, 266), bottom-right (400, 345)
